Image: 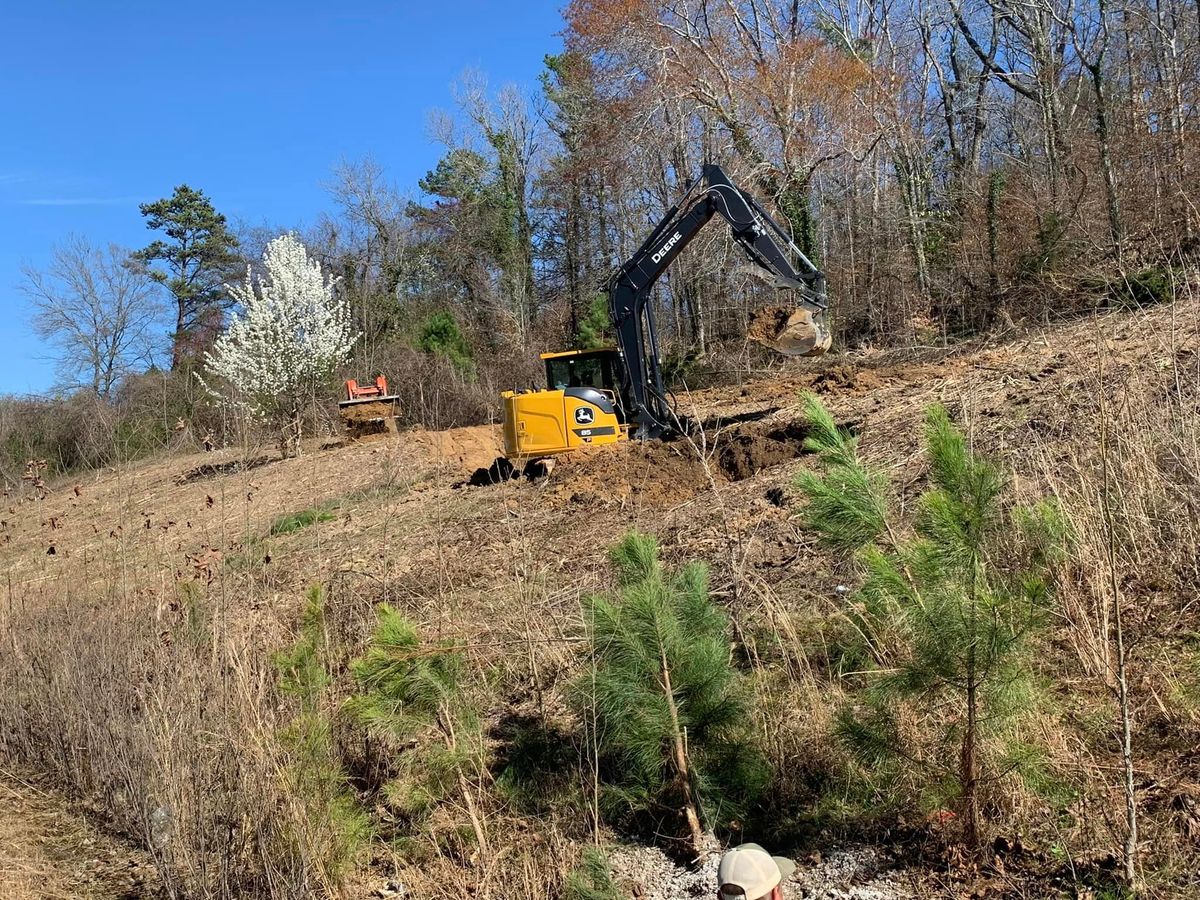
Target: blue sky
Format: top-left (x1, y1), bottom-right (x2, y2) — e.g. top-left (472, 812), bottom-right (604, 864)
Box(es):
top-left (0, 0), bottom-right (564, 395)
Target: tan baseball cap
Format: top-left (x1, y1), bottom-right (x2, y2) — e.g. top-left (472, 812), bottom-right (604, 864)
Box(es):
top-left (716, 843), bottom-right (796, 899)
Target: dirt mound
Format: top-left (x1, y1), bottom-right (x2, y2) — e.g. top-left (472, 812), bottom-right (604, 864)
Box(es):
top-left (405, 424), bottom-right (503, 475)
top-left (539, 439), bottom-right (712, 506)
top-left (340, 400), bottom-right (399, 439)
top-left (811, 363), bottom-right (883, 395)
top-left (715, 420), bottom-right (810, 480)
top-left (533, 417), bottom-right (811, 505)
top-left (338, 399), bottom-right (397, 424)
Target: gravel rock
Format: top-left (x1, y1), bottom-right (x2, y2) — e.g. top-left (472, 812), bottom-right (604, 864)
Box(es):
top-left (610, 844), bottom-right (912, 900)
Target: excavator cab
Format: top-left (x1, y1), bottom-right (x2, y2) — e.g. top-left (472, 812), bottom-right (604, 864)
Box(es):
top-left (543, 349), bottom-right (623, 396)
top-left (501, 348), bottom-right (628, 460)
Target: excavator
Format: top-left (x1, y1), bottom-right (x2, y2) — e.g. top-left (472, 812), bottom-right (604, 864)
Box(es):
top-left (501, 164), bottom-right (831, 461)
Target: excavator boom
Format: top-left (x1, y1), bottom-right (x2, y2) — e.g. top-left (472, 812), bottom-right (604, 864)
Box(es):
top-left (610, 163), bottom-right (831, 438)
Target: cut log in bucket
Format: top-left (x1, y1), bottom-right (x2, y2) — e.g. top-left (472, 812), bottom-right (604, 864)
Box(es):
top-left (747, 306), bottom-right (832, 357)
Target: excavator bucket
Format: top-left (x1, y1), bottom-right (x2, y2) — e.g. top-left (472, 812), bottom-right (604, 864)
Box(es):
top-left (747, 306), bottom-right (832, 357)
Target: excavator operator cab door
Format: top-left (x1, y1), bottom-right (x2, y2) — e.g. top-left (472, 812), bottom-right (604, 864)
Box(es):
top-left (543, 349), bottom-right (625, 419)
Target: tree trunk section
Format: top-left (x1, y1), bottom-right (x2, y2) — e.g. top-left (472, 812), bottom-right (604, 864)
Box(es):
top-left (962, 675), bottom-right (981, 852)
top-left (660, 648), bottom-right (704, 857)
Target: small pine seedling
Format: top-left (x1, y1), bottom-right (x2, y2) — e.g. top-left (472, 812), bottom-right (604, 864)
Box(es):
top-left (348, 604), bottom-right (491, 859)
top-left (574, 531), bottom-right (769, 855)
top-left (272, 585), bottom-right (370, 883)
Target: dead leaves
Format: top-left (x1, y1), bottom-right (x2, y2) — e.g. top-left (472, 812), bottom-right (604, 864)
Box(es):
top-left (184, 546), bottom-right (224, 584)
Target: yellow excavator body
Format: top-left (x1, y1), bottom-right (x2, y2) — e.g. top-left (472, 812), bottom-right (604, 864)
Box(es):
top-left (501, 349), bottom-right (628, 460)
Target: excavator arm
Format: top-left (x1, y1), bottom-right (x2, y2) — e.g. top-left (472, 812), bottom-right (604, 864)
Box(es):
top-left (609, 164), bottom-right (831, 439)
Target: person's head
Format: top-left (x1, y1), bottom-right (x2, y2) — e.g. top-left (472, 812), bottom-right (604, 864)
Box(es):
top-left (715, 843), bottom-right (795, 900)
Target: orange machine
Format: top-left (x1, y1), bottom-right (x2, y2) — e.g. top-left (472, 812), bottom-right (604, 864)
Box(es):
top-left (339, 376), bottom-right (400, 437)
top-left (344, 376), bottom-right (390, 401)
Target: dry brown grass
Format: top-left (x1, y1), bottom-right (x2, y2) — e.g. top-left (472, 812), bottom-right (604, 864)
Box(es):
top-left (0, 764), bottom-right (159, 899)
top-left (0, 773), bottom-right (77, 900)
top-left (3, 292), bottom-right (1200, 897)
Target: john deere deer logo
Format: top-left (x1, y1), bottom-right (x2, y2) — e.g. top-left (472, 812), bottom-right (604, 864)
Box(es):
top-left (574, 406), bottom-right (595, 425)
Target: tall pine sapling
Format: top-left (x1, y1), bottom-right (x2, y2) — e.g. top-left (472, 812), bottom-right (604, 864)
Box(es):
top-left (272, 586), bottom-right (369, 885)
top-left (796, 395), bottom-right (1064, 851)
top-left (574, 532), bottom-right (769, 856)
top-left (200, 233), bottom-right (358, 457)
top-left (347, 604), bottom-right (491, 861)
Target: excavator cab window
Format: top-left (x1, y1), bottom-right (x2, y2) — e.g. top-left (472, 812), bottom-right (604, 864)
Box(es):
top-left (544, 351), bottom-right (620, 394)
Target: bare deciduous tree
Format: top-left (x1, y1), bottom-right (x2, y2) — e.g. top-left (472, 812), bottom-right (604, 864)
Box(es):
top-left (21, 236), bottom-right (164, 398)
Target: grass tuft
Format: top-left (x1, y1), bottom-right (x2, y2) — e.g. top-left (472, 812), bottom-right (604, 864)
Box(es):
top-left (270, 504), bottom-right (336, 535)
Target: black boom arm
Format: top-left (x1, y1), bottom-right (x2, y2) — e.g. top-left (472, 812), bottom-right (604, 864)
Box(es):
top-left (609, 164), bottom-right (827, 438)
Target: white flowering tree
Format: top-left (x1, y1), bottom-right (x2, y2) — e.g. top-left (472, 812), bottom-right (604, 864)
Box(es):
top-left (202, 233), bottom-right (358, 457)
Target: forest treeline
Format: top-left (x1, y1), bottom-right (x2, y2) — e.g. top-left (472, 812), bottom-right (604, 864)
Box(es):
top-left (4, 0), bottom-right (1197, 481)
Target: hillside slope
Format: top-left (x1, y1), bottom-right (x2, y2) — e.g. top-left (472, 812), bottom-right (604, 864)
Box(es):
top-left (2, 298), bottom-right (1198, 898)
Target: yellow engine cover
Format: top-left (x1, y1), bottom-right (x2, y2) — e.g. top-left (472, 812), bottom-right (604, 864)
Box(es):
top-left (502, 388), bottom-right (626, 459)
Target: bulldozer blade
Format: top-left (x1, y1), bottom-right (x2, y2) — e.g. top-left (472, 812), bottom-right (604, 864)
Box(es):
top-left (747, 307), bottom-right (832, 357)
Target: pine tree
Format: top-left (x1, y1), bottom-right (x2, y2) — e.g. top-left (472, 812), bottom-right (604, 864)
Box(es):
top-left (796, 395), bottom-right (1065, 851)
top-left (416, 311), bottom-right (475, 378)
top-left (347, 604), bottom-right (491, 861)
top-left (574, 532), bottom-right (769, 855)
top-left (136, 184), bottom-right (240, 369)
top-left (575, 293), bottom-right (611, 349)
top-left (272, 586), bottom-right (369, 885)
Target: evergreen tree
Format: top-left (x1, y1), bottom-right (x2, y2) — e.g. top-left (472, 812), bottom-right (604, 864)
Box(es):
top-left (272, 586), bottom-right (370, 884)
top-left (574, 293), bottom-right (611, 349)
top-left (136, 185), bottom-right (240, 369)
top-left (409, 146), bottom-right (530, 342)
top-left (574, 532), bottom-right (769, 855)
top-left (796, 395), bottom-right (1065, 851)
top-left (416, 310), bottom-right (475, 377)
top-left (347, 604), bottom-right (491, 861)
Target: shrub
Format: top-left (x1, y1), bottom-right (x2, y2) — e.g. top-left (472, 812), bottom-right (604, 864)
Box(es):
top-left (1113, 267), bottom-right (1178, 307)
